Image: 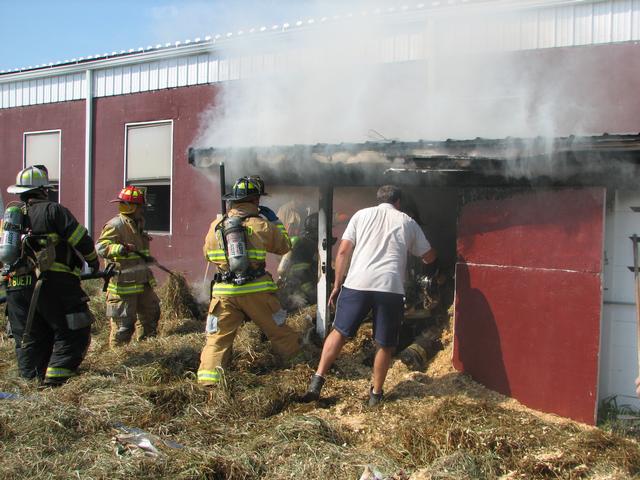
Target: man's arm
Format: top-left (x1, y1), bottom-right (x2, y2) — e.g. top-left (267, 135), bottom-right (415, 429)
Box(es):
top-left (422, 248), bottom-right (437, 265)
top-left (328, 239), bottom-right (354, 308)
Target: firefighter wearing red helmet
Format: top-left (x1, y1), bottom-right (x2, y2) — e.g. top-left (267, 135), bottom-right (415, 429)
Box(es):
top-left (197, 176), bottom-right (302, 386)
top-left (95, 186), bottom-right (160, 347)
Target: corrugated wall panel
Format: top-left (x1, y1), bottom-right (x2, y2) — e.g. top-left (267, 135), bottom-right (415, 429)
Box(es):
top-left (167, 58), bottom-right (178, 88)
top-left (555, 6), bottom-right (575, 47)
top-left (9, 83), bottom-right (16, 107)
top-left (197, 54), bottom-right (209, 83)
top-left (122, 66), bottom-right (132, 94)
top-left (104, 69), bottom-right (114, 96)
top-left (520, 10), bottom-right (539, 49)
top-left (574, 3), bottom-right (594, 45)
top-left (395, 33), bottom-right (410, 61)
top-left (633, 0), bottom-right (640, 40)
top-left (408, 32), bottom-right (424, 60)
top-left (113, 67), bottom-right (123, 95)
top-left (1, 84), bottom-right (8, 108)
top-left (130, 64), bottom-right (140, 93)
top-left (177, 57), bottom-right (189, 87)
top-left (538, 8), bottom-right (556, 48)
top-left (36, 79), bottom-right (44, 104)
top-left (208, 56), bottom-right (219, 82)
top-left (43, 77), bottom-right (51, 103)
top-left (594, 1), bottom-right (613, 43)
top-left (612, 0), bottom-right (633, 41)
top-left (218, 58), bottom-right (229, 82)
top-left (143, 62), bottom-right (153, 91)
top-left (229, 57), bottom-right (241, 80)
top-left (29, 80), bottom-right (37, 105)
top-left (95, 70), bottom-right (106, 96)
top-left (188, 55), bottom-right (199, 85)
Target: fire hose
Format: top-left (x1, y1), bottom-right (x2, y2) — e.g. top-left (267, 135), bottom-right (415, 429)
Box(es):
top-left (130, 250), bottom-right (178, 278)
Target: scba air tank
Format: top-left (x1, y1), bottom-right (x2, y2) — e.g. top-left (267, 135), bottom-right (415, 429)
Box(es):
top-left (223, 216), bottom-right (249, 274)
top-left (0, 205), bottom-right (24, 266)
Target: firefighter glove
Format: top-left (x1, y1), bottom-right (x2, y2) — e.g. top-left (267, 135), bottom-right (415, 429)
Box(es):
top-left (124, 243), bottom-right (137, 253)
top-left (258, 206), bottom-right (279, 222)
top-left (88, 258), bottom-right (100, 273)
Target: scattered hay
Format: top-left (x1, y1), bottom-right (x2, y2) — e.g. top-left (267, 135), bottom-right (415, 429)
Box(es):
top-left (1, 282), bottom-right (640, 479)
top-left (157, 273), bottom-right (203, 335)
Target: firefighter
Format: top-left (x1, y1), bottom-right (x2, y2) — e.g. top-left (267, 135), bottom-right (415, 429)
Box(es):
top-left (277, 212), bottom-right (319, 311)
top-left (197, 176), bottom-right (301, 386)
top-left (2, 165), bottom-right (99, 385)
top-left (96, 186), bottom-right (160, 347)
top-left (276, 199), bottom-right (306, 245)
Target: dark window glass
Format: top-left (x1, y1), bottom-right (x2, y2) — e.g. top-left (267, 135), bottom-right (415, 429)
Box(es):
top-left (142, 184), bottom-right (170, 232)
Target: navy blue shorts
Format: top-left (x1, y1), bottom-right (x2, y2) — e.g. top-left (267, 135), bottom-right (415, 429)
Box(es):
top-left (332, 286), bottom-right (404, 347)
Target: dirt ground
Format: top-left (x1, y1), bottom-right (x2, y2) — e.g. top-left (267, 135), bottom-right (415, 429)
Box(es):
top-left (0, 277), bottom-right (639, 479)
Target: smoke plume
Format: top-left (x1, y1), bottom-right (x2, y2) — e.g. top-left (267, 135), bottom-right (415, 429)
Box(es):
top-left (194, 0), bottom-right (611, 152)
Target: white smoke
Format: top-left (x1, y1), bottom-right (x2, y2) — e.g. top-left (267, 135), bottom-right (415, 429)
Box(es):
top-left (193, 0), bottom-right (607, 152)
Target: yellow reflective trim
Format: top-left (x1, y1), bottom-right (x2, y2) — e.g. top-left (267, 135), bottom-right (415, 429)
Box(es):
top-left (108, 244), bottom-right (126, 257)
top-left (49, 262), bottom-right (81, 276)
top-left (291, 263), bottom-right (311, 271)
top-left (45, 367), bottom-right (75, 378)
top-left (84, 251), bottom-right (97, 261)
top-left (107, 284), bottom-right (145, 295)
top-left (212, 280), bottom-right (278, 296)
top-left (197, 370), bottom-right (221, 382)
top-left (67, 224), bottom-right (87, 247)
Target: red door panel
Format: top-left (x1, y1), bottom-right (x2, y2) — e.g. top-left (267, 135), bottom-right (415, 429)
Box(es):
top-left (453, 188), bottom-right (605, 425)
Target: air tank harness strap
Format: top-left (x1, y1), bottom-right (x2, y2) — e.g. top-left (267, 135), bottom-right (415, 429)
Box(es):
top-left (214, 267), bottom-right (267, 286)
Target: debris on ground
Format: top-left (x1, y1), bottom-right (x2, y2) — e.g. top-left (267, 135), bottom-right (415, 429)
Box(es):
top-left (0, 283), bottom-right (639, 479)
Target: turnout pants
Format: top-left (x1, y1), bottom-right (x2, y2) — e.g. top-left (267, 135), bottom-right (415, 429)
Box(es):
top-left (7, 273), bottom-right (92, 382)
top-left (107, 284), bottom-right (160, 347)
top-left (198, 292), bottom-right (301, 385)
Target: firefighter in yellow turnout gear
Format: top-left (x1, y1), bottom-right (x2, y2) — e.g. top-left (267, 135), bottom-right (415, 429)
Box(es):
top-left (198, 177), bottom-right (301, 386)
top-left (96, 186), bottom-right (160, 347)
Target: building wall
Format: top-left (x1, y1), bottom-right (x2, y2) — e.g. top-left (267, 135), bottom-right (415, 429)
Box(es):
top-left (92, 84), bottom-right (219, 279)
top-left (0, 100), bottom-right (85, 220)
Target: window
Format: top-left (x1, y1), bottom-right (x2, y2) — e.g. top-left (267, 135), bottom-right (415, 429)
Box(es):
top-left (24, 130), bottom-right (61, 202)
top-left (125, 121), bottom-right (173, 233)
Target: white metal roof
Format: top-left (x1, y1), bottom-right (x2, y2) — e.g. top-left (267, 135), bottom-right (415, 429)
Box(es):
top-left (0, 0), bottom-right (637, 109)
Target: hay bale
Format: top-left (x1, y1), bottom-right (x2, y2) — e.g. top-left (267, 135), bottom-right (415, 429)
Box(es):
top-left (158, 273), bottom-right (204, 336)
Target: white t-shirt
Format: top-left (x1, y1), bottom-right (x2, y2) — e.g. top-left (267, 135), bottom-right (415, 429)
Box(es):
top-left (342, 203), bottom-right (431, 295)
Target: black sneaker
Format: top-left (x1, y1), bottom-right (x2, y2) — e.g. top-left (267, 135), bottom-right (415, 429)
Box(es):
top-left (302, 374), bottom-right (325, 402)
top-left (368, 386), bottom-right (383, 407)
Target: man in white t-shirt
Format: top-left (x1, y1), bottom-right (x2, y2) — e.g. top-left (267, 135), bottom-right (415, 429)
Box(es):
top-left (303, 185), bottom-right (437, 406)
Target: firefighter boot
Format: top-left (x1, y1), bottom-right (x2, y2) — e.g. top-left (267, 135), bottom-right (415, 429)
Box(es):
top-left (302, 374), bottom-right (325, 402)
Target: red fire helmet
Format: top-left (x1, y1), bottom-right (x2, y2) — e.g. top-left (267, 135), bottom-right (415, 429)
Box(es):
top-left (110, 186), bottom-right (147, 205)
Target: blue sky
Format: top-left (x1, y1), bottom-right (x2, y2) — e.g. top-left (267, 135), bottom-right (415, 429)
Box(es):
top-left (0, 0), bottom-right (357, 71)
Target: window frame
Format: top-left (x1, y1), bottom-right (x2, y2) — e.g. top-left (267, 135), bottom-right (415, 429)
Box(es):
top-left (23, 129), bottom-right (62, 201)
top-left (123, 119), bottom-right (174, 235)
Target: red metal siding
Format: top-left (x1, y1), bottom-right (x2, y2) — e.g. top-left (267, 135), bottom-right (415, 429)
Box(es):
top-left (453, 188), bottom-right (605, 424)
top-left (0, 101), bottom-right (85, 219)
top-left (93, 84), bottom-right (219, 280)
top-left (514, 43), bottom-right (640, 134)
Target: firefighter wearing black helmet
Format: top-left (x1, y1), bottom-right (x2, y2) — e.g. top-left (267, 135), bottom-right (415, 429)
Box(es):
top-left (197, 176), bottom-right (301, 386)
top-left (2, 166), bottom-right (98, 385)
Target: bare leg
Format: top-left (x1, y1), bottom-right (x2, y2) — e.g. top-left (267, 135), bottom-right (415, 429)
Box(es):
top-left (372, 345), bottom-right (395, 394)
top-left (316, 329), bottom-right (348, 377)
